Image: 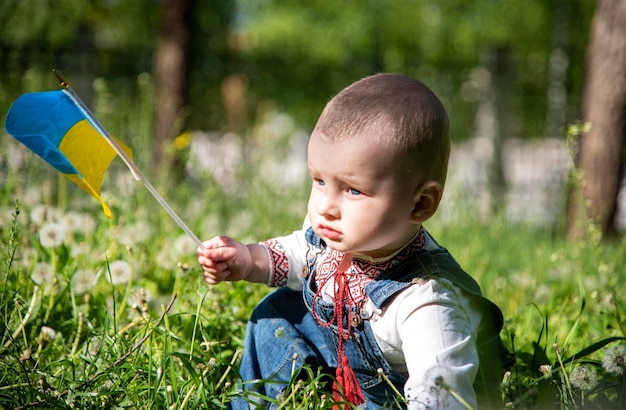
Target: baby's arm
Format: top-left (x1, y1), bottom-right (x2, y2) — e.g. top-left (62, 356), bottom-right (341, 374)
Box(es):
top-left (197, 236), bottom-right (270, 285)
top-left (375, 279), bottom-right (481, 409)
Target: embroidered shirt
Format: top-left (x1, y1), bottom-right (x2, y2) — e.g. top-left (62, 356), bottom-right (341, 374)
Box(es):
top-left (260, 221), bottom-right (483, 409)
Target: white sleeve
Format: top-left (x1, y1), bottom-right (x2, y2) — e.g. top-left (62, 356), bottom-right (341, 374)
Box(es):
top-left (261, 228), bottom-right (311, 290)
top-left (368, 278), bottom-right (482, 410)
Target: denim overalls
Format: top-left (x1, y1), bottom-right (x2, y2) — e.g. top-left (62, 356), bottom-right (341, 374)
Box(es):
top-left (231, 230), bottom-right (508, 409)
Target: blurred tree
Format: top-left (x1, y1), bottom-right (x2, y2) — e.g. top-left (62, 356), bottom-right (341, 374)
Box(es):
top-left (234, 0), bottom-right (596, 223)
top-left (154, 0), bottom-right (191, 171)
top-left (185, 0), bottom-right (238, 132)
top-left (233, 0), bottom-right (592, 141)
top-left (3, 0), bottom-right (608, 222)
top-left (567, 0), bottom-right (626, 240)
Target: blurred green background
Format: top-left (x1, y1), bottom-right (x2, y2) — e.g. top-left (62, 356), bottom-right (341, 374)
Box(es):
top-left (1, 0), bottom-right (624, 238)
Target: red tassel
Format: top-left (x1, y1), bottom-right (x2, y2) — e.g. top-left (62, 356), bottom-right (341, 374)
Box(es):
top-left (312, 254), bottom-right (365, 408)
top-left (333, 355), bottom-right (365, 407)
top-left (331, 258), bottom-right (365, 408)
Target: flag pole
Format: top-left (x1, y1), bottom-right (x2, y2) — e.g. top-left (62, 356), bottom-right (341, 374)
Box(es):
top-left (54, 70), bottom-right (205, 250)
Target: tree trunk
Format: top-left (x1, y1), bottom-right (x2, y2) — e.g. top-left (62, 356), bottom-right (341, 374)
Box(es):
top-left (154, 0), bottom-right (191, 174)
top-left (567, 0), bottom-right (626, 240)
top-left (474, 47), bottom-right (510, 219)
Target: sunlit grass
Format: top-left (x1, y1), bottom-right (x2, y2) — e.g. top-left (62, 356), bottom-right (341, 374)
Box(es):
top-left (2, 169), bottom-right (625, 409)
top-left (1, 74), bottom-right (625, 409)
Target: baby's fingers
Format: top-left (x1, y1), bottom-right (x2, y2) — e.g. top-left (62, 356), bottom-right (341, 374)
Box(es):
top-left (201, 262), bottom-right (230, 284)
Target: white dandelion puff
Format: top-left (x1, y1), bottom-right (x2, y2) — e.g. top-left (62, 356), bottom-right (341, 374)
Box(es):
top-left (40, 326), bottom-right (57, 342)
top-left (30, 205), bottom-right (62, 226)
top-left (602, 344), bottom-right (626, 376)
top-left (38, 223), bottom-right (66, 248)
top-left (174, 234), bottom-right (197, 257)
top-left (31, 262), bottom-right (54, 285)
top-left (156, 248), bottom-right (178, 269)
top-left (86, 336), bottom-right (102, 359)
top-left (420, 364), bottom-right (474, 409)
top-left (21, 186), bottom-right (43, 207)
top-left (61, 211), bottom-right (84, 233)
top-left (70, 242), bottom-right (91, 258)
top-left (114, 221), bottom-right (153, 247)
top-left (539, 364), bottom-right (552, 378)
top-left (71, 269), bottom-right (99, 295)
top-left (569, 365), bottom-right (598, 391)
top-left (105, 260), bottom-right (131, 285)
top-left (77, 213), bottom-right (97, 234)
top-left (16, 247), bottom-right (37, 270)
top-left (131, 221), bottom-right (153, 244)
top-left (423, 365), bottom-right (455, 396)
top-left (127, 287), bottom-right (151, 310)
top-left (29, 205), bottom-right (48, 226)
top-left (110, 226), bottom-right (131, 247)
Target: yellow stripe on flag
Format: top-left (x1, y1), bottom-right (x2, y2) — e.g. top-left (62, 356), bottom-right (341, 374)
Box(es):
top-left (59, 119), bottom-right (133, 218)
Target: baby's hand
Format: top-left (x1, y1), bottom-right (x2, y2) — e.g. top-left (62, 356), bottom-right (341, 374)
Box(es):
top-left (197, 236), bottom-right (252, 284)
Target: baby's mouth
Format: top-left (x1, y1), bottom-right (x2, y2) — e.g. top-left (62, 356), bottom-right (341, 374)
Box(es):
top-left (318, 224), bottom-right (342, 240)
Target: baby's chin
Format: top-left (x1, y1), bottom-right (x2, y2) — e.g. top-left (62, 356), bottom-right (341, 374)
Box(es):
top-left (324, 241), bottom-right (372, 257)
top-left (320, 238), bottom-right (353, 253)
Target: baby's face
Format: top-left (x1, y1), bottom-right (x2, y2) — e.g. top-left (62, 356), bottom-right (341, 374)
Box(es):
top-left (306, 130), bottom-right (420, 258)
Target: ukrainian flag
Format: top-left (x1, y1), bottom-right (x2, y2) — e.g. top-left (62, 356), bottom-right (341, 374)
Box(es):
top-left (4, 90), bottom-right (132, 218)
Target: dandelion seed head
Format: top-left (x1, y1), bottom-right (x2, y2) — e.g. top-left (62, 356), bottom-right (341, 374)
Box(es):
top-left (16, 247), bottom-right (37, 269)
top-left (30, 205), bottom-right (62, 226)
top-left (127, 287), bottom-right (151, 310)
top-left (105, 260), bottom-right (131, 285)
top-left (110, 222), bottom-right (153, 247)
top-left (78, 213), bottom-right (97, 234)
top-left (539, 364), bottom-right (552, 377)
top-left (569, 365), bottom-right (598, 391)
top-left (38, 223), bottom-right (66, 248)
top-left (22, 186), bottom-right (43, 206)
top-left (174, 234), bottom-right (197, 257)
top-left (87, 337), bottom-right (102, 358)
top-left (207, 357), bottom-right (217, 370)
top-left (61, 211), bottom-right (84, 233)
top-left (31, 262), bottom-right (54, 285)
top-left (423, 364), bottom-right (455, 396)
top-left (156, 247), bottom-right (178, 269)
top-left (40, 326), bottom-right (57, 341)
top-left (71, 269), bottom-right (98, 295)
top-left (602, 344), bottom-right (626, 376)
top-left (132, 221), bottom-right (153, 243)
top-left (70, 242), bottom-right (91, 258)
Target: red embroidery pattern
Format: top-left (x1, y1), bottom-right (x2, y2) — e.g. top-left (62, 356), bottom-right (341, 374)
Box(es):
top-left (315, 227), bottom-right (426, 307)
top-left (262, 238), bottom-right (290, 287)
top-left (262, 227), bottom-right (426, 295)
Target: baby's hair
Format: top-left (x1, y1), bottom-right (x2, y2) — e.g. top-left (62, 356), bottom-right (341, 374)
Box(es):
top-left (314, 73), bottom-right (450, 186)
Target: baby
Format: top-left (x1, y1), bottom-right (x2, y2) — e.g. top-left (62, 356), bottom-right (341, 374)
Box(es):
top-left (198, 73), bottom-right (507, 409)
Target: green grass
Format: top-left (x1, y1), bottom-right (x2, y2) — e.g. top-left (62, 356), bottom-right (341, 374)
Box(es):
top-left (1, 173), bottom-right (625, 409)
top-left (1, 75), bottom-right (625, 409)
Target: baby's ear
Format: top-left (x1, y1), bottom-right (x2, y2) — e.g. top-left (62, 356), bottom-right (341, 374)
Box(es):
top-left (409, 181), bottom-right (443, 224)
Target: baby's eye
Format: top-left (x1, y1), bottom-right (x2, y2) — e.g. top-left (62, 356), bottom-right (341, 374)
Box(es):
top-left (348, 188), bottom-right (361, 196)
top-left (315, 178), bottom-right (325, 186)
